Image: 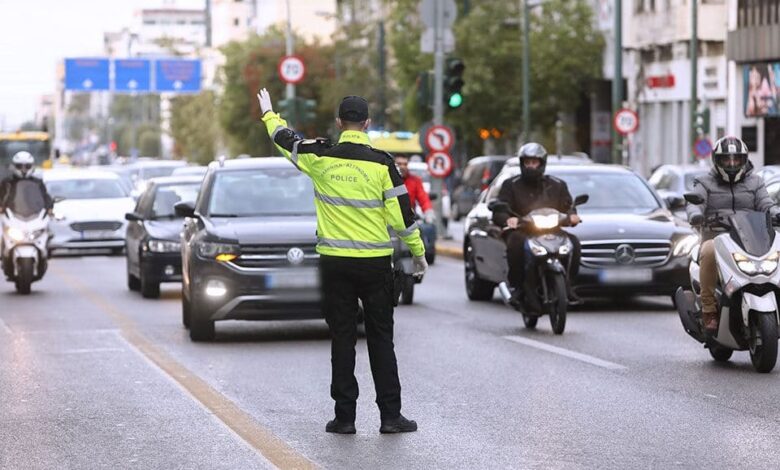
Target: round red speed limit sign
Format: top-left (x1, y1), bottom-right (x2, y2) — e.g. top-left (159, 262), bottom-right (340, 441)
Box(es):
top-left (278, 55), bottom-right (306, 84)
top-left (613, 108), bottom-right (639, 135)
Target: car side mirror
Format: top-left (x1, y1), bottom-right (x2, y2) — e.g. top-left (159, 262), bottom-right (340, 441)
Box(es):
top-left (487, 200), bottom-right (509, 212)
top-left (665, 195), bottom-right (685, 210)
top-left (125, 212), bottom-right (143, 222)
top-left (683, 193), bottom-right (704, 205)
top-left (174, 201), bottom-right (196, 218)
top-left (53, 196), bottom-right (66, 204)
top-left (573, 194), bottom-right (589, 206)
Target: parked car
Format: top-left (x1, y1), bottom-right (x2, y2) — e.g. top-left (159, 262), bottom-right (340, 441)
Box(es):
top-left (124, 176), bottom-right (202, 298)
top-left (125, 160), bottom-right (188, 198)
top-left (171, 165), bottom-right (208, 178)
top-left (647, 163), bottom-right (709, 218)
top-left (451, 156), bottom-right (511, 221)
top-left (176, 158), bottom-right (321, 341)
top-left (44, 169), bottom-right (136, 254)
top-left (463, 164), bottom-right (696, 301)
top-left (755, 165), bottom-right (780, 181)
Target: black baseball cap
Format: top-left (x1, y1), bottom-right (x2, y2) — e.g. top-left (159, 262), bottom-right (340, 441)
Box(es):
top-left (338, 95), bottom-right (369, 122)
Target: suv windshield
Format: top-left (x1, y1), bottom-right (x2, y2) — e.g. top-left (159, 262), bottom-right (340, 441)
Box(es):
top-left (207, 168), bottom-right (315, 216)
top-left (47, 178), bottom-right (128, 200)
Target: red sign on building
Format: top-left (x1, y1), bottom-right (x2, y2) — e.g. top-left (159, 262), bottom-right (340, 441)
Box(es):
top-left (646, 75), bottom-right (676, 88)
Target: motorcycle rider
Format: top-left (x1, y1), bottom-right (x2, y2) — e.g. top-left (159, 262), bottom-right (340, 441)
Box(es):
top-left (686, 136), bottom-right (780, 333)
top-left (0, 151), bottom-right (53, 213)
top-left (492, 142), bottom-right (581, 306)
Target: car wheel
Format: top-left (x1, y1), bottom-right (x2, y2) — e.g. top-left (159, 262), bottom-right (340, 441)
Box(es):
top-left (140, 270), bottom-right (160, 299)
top-left (127, 260), bottom-right (141, 292)
top-left (189, 301), bottom-right (216, 342)
top-left (464, 243), bottom-right (495, 301)
top-left (181, 286), bottom-right (192, 329)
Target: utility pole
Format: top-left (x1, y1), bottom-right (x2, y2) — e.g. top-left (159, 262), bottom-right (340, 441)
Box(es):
top-left (432, 0), bottom-right (446, 237)
top-left (285, 0), bottom-right (295, 101)
top-left (611, 0), bottom-right (622, 164)
top-left (377, 18), bottom-right (387, 129)
top-left (522, 0), bottom-right (530, 143)
top-left (690, 0), bottom-right (699, 151)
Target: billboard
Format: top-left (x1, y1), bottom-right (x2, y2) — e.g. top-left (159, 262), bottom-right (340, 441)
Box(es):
top-left (744, 62), bottom-right (780, 117)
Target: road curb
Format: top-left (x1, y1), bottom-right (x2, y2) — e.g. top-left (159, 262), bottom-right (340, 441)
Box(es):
top-left (436, 243), bottom-right (463, 260)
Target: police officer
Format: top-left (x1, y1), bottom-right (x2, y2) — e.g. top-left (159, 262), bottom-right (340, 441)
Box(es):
top-left (257, 88), bottom-right (426, 434)
top-left (492, 143), bottom-right (581, 305)
top-left (0, 151), bottom-right (53, 212)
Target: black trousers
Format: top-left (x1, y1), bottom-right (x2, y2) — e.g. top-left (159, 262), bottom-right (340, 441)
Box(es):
top-left (320, 255), bottom-right (401, 422)
top-left (505, 231), bottom-right (581, 289)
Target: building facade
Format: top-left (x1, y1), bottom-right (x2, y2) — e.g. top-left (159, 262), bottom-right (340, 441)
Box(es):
top-left (727, 0), bottom-right (780, 166)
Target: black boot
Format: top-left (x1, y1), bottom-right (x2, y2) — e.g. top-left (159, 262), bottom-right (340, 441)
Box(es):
top-left (379, 414), bottom-right (417, 434)
top-left (326, 418), bottom-right (356, 434)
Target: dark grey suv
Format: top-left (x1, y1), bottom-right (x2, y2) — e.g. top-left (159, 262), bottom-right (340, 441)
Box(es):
top-left (176, 158), bottom-right (321, 341)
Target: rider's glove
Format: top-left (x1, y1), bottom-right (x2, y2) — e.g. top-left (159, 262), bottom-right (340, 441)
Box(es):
top-left (689, 213), bottom-right (704, 226)
top-left (424, 209), bottom-right (435, 224)
top-left (257, 88), bottom-right (273, 115)
top-left (412, 255), bottom-right (428, 279)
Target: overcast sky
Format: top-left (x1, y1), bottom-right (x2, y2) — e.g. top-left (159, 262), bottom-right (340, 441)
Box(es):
top-left (0, 0), bottom-right (202, 130)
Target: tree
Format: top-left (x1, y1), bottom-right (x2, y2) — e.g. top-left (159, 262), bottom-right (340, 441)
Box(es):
top-left (170, 91), bottom-right (220, 165)
top-left (110, 95), bottom-right (161, 155)
top-left (217, 28), bottom-right (337, 156)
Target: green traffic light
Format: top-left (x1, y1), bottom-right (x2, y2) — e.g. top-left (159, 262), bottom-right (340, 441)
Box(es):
top-left (448, 93), bottom-right (463, 108)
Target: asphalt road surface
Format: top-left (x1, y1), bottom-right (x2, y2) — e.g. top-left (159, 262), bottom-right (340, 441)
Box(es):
top-left (2, 254), bottom-right (780, 469)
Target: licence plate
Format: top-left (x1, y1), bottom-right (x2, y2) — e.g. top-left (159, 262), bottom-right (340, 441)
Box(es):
top-left (266, 269), bottom-right (319, 289)
top-left (81, 230), bottom-right (115, 240)
top-left (599, 269), bottom-right (653, 284)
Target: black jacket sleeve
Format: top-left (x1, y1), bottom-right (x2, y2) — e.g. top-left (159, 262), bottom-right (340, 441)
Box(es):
top-left (492, 179), bottom-right (514, 227)
top-left (38, 178), bottom-right (53, 210)
top-left (557, 180), bottom-right (576, 216)
top-left (0, 179), bottom-right (8, 209)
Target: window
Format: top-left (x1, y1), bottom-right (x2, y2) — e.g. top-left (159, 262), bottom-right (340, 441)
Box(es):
top-left (151, 183), bottom-right (200, 218)
top-left (742, 126), bottom-right (758, 150)
top-left (207, 169), bottom-right (315, 217)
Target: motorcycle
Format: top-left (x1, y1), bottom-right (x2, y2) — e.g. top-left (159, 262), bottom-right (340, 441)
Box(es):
top-left (488, 195), bottom-right (588, 335)
top-left (0, 179), bottom-right (51, 294)
top-left (675, 193), bottom-right (780, 373)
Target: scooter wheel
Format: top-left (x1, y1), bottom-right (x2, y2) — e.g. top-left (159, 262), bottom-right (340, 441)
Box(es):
top-left (522, 314), bottom-right (538, 329)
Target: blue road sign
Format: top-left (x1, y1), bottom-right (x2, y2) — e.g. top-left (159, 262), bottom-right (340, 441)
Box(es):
top-left (155, 59), bottom-right (201, 92)
top-left (694, 138), bottom-right (713, 158)
top-left (64, 58), bottom-right (110, 91)
top-left (115, 59), bottom-right (151, 92)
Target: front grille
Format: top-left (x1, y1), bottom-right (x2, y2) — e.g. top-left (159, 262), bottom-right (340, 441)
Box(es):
top-left (233, 244), bottom-right (318, 269)
top-left (70, 221), bottom-right (122, 232)
top-left (580, 239), bottom-right (671, 268)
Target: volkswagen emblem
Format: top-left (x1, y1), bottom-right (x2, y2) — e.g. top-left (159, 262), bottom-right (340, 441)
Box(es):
top-left (287, 247), bottom-right (305, 265)
top-left (615, 244), bottom-right (636, 265)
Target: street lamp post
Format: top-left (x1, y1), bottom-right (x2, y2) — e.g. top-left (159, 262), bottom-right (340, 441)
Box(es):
top-left (690, 0), bottom-right (698, 152)
top-left (611, 0), bottom-right (623, 164)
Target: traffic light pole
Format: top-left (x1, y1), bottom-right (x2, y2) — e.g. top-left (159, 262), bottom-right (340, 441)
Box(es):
top-left (432, 0), bottom-right (446, 238)
top-left (285, 0), bottom-right (295, 102)
top-left (611, 0), bottom-right (623, 164)
top-left (690, 0), bottom-right (698, 152)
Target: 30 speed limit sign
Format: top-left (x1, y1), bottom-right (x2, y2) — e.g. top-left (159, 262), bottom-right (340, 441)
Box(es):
top-left (278, 55), bottom-right (306, 84)
top-left (613, 108), bottom-right (639, 135)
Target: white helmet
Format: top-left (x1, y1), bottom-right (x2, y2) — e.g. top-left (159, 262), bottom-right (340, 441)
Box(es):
top-left (11, 151), bottom-right (35, 178)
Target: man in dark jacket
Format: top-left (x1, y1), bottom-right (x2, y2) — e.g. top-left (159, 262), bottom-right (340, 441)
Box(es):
top-left (492, 143), bottom-right (581, 305)
top-left (0, 151), bottom-right (53, 212)
top-left (686, 136), bottom-right (780, 332)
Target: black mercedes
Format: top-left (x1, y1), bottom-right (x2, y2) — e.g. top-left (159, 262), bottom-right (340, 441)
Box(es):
top-left (125, 176), bottom-right (202, 298)
top-left (463, 164), bottom-right (697, 301)
top-left (175, 158), bottom-right (321, 342)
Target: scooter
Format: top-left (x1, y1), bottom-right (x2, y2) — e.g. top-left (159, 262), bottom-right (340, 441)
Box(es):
top-left (392, 235), bottom-right (423, 305)
top-left (675, 193), bottom-right (780, 373)
top-left (489, 195), bottom-right (588, 335)
top-left (1, 208), bottom-right (50, 294)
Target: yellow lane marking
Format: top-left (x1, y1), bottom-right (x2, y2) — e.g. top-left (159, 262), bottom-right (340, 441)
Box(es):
top-left (52, 266), bottom-right (317, 470)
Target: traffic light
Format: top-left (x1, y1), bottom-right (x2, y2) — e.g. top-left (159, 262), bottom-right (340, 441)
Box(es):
top-left (694, 108), bottom-right (710, 137)
top-left (301, 99), bottom-right (317, 124)
top-left (277, 97), bottom-right (317, 127)
top-left (415, 72), bottom-right (432, 109)
top-left (444, 58), bottom-right (465, 109)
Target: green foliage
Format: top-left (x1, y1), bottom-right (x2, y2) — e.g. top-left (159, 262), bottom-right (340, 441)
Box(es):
top-left (170, 91), bottom-right (220, 165)
top-left (138, 128), bottom-right (161, 156)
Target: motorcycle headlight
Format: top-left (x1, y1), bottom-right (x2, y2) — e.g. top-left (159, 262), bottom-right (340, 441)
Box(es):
top-left (673, 234), bottom-right (699, 257)
top-left (531, 214), bottom-right (559, 230)
top-left (147, 239), bottom-right (181, 253)
top-left (197, 241), bottom-right (239, 261)
top-left (6, 227), bottom-right (26, 242)
top-left (760, 251), bottom-right (779, 275)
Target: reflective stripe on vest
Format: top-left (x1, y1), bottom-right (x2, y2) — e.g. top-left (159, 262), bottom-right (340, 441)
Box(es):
top-left (317, 237), bottom-right (393, 250)
top-left (314, 190), bottom-right (383, 209)
top-left (383, 184), bottom-right (408, 199)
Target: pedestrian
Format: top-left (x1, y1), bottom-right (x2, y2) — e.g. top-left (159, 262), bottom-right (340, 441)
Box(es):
top-left (257, 88), bottom-right (427, 434)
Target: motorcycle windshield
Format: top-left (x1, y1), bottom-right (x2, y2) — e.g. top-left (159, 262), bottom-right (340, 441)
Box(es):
top-left (728, 211), bottom-right (775, 257)
top-left (8, 180), bottom-right (46, 218)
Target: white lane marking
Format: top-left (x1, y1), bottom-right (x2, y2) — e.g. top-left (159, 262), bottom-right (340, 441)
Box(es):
top-left (503, 335), bottom-right (628, 371)
top-left (57, 347), bottom-right (126, 355)
top-left (0, 318), bottom-right (11, 335)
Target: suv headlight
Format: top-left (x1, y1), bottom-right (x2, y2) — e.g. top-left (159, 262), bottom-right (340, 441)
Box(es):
top-left (147, 239), bottom-right (181, 253)
top-left (197, 241), bottom-right (240, 261)
top-left (673, 234), bottom-right (699, 257)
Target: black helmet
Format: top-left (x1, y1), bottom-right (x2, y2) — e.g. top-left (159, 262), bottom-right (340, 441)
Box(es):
top-left (712, 136), bottom-right (749, 183)
top-left (517, 142), bottom-right (548, 183)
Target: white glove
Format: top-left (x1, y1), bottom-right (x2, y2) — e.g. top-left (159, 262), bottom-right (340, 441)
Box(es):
top-left (412, 255), bottom-right (428, 278)
top-left (424, 209), bottom-right (435, 224)
top-left (257, 88), bottom-right (273, 115)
